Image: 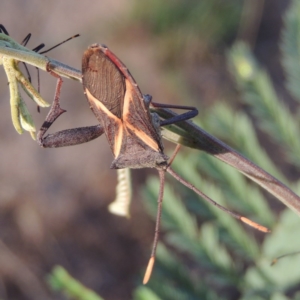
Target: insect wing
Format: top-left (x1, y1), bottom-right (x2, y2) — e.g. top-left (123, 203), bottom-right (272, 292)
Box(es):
top-left (82, 45), bottom-right (168, 169)
top-left (102, 45), bottom-right (164, 153)
top-left (82, 45), bottom-right (125, 157)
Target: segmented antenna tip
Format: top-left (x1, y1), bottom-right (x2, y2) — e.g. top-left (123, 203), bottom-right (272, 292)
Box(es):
top-left (240, 217), bottom-right (270, 233)
top-left (143, 256), bottom-right (155, 284)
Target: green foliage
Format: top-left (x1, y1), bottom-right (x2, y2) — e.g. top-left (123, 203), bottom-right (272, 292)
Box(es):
top-left (228, 42), bottom-right (300, 167)
top-left (131, 0), bottom-right (242, 68)
top-left (132, 0), bottom-right (241, 39)
top-left (140, 0), bottom-right (300, 299)
top-left (48, 266), bottom-right (104, 300)
top-left (281, 0), bottom-right (300, 102)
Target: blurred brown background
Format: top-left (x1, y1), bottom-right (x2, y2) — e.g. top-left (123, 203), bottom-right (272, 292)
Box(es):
top-left (0, 1), bottom-right (291, 299)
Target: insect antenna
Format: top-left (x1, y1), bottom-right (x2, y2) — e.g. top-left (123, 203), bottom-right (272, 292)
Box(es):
top-left (166, 167), bottom-right (270, 233)
top-left (0, 25), bottom-right (36, 106)
top-left (167, 144), bottom-right (181, 166)
top-left (35, 34), bottom-right (79, 107)
top-left (21, 32), bottom-right (79, 111)
top-left (20, 34), bottom-right (36, 84)
top-left (0, 24), bottom-right (9, 36)
top-left (271, 251), bottom-right (300, 266)
top-left (144, 143), bottom-right (269, 284)
top-left (39, 34), bottom-right (80, 54)
top-left (18, 32), bottom-right (44, 110)
top-left (32, 43), bottom-right (45, 52)
top-left (21, 33), bottom-right (32, 46)
top-left (143, 145), bottom-right (187, 284)
top-left (143, 169), bottom-right (166, 284)
top-left (0, 24), bottom-right (9, 35)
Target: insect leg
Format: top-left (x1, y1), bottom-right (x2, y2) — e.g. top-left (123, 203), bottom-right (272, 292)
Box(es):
top-left (0, 24), bottom-right (9, 35)
top-left (37, 68), bottom-right (104, 148)
top-left (143, 169), bottom-right (166, 284)
top-left (151, 102), bottom-right (198, 126)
